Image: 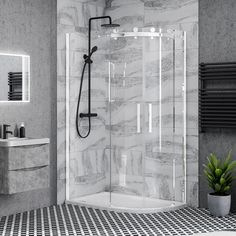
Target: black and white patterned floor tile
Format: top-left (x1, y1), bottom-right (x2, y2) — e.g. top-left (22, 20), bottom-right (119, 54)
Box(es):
top-left (0, 204), bottom-right (235, 236)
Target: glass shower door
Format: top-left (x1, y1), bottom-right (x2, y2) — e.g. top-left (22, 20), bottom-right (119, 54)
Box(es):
top-left (66, 31), bottom-right (111, 206)
top-left (142, 30), bottom-right (176, 206)
top-left (108, 35), bottom-right (145, 208)
top-left (143, 29), bottom-right (186, 206)
top-left (108, 28), bottom-right (186, 209)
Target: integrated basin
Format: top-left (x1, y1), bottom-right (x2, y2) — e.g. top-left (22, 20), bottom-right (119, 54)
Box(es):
top-left (0, 137), bottom-right (50, 147)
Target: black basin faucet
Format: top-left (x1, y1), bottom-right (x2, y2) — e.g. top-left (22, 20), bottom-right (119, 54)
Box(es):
top-left (3, 124), bottom-right (13, 139)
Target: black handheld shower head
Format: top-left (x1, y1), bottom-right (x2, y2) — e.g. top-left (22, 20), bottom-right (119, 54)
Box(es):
top-left (91, 46), bottom-right (98, 54)
top-left (83, 46), bottom-right (98, 62)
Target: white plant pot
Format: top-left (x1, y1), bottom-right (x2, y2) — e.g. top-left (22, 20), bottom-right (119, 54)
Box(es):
top-left (208, 193), bottom-right (231, 217)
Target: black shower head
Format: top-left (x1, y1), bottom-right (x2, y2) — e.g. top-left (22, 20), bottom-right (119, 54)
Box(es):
top-left (101, 23), bottom-right (120, 28)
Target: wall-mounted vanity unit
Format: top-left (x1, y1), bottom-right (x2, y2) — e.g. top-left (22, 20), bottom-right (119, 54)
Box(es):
top-left (0, 138), bottom-right (49, 194)
top-left (0, 53), bottom-right (30, 102)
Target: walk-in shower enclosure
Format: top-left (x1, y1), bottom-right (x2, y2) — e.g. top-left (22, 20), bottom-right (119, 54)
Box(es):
top-left (65, 27), bottom-right (186, 212)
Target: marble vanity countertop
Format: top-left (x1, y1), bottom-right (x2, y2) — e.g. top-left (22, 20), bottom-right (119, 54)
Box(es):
top-left (0, 138), bottom-right (50, 147)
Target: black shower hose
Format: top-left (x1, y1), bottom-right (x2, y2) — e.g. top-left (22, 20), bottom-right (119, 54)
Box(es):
top-left (76, 61), bottom-right (91, 138)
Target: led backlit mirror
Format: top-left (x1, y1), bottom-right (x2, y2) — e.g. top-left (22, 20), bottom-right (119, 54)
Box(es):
top-left (0, 53), bottom-right (30, 102)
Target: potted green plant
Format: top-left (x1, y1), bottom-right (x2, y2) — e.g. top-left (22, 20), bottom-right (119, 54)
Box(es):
top-left (204, 151), bottom-right (236, 217)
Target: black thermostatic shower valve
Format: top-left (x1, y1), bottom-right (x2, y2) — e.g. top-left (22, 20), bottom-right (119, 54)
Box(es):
top-left (199, 62), bottom-right (236, 132)
top-left (79, 113), bottom-right (98, 118)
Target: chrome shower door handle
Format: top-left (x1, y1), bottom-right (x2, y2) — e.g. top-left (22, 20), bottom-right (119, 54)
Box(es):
top-left (137, 103), bottom-right (141, 133)
top-left (148, 103), bottom-right (152, 133)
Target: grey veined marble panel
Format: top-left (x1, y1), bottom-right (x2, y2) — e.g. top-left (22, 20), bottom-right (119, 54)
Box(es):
top-left (69, 149), bottom-right (109, 198)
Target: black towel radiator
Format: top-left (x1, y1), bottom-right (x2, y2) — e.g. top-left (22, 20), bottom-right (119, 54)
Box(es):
top-left (199, 62), bottom-right (236, 132)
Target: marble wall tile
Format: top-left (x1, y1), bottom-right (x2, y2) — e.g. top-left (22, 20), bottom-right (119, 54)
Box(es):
top-left (57, 101), bottom-right (66, 155)
top-left (69, 76), bottom-right (108, 102)
top-left (69, 50), bottom-right (86, 77)
top-left (187, 134), bottom-right (198, 158)
top-left (160, 22), bottom-right (198, 50)
top-left (75, 0), bottom-right (105, 6)
top-left (105, 3), bottom-right (144, 31)
top-left (110, 148), bottom-right (144, 196)
top-left (142, 101), bottom-right (185, 131)
top-left (57, 179), bottom-right (66, 204)
top-left (91, 33), bottom-right (110, 53)
top-left (110, 36), bottom-right (143, 55)
top-left (69, 149), bottom-right (109, 198)
top-left (58, 1), bottom-right (84, 27)
top-left (57, 24), bottom-right (78, 51)
top-left (144, 156), bottom-right (186, 202)
top-left (110, 130), bottom-right (143, 153)
top-left (69, 149), bottom-right (108, 181)
top-left (144, 175), bottom-right (173, 200)
top-left (186, 176), bottom-right (198, 207)
top-left (107, 0), bottom-right (143, 7)
top-left (187, 101), bottom-right (198, 130)
top-left (145, 157), bottom-right (185, 199)
top-left (110, 149), bottom-right (143, 175)
top-left (58, 101), bottom-right (66, 129)
top-left (110, 76), bottom-right (143, 102)
top-left (57, 76), bottom-right (66, 102)
top-left (70, 100), bottom-right (107, 128)
top-left (145, 130), bottom-right (185, 158)
top-left (57, 152), bottom-right (66, 180)
top-left (58, 0), bottom-right (105, 30)
top-left (144, 0), bottom-right (198, 26)
top-left (109, 101), bottom-right (143, 126)
top-left (70, 178), bottom-right (108, 199)
top-left (70, 125), bottom-right (108, 153)
top-left (111, 177), bottom-right (144, 196)
top-left (68, 32), bottom-right (87, 52)
top-left (187, 48), bottom-right (198, 78)
top-left (57, 50), bottom-right (66, 77)
top-left (187, 75), bottom-right (198, 102)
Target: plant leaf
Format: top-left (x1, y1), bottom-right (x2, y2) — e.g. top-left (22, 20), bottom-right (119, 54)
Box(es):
top-left (223, 150), bottom-right (232, 171)
top-left (210, 153), bottom-right (219, 169)
top-left (215, 183), bottom-right (221, 192)
top-left (215, 168), bottom-right (223, 177)
top-left (220, 177), bottom-right (226, 185)
top-left (224, 186), bottom-right (230, 192)
top-left (227, 161), bottom-right (236, 172)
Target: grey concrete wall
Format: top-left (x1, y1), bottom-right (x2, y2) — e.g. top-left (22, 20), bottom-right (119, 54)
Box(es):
top-left (0, 0), bottom-right (57, 216)
top-left (199, 0), bottom-right (236, 212)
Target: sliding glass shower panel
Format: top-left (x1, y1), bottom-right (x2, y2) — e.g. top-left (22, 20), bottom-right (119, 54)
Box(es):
top-left (108, 36), bottom-right (145, 202)
top-left (108, 28), bottom-right (186, 207)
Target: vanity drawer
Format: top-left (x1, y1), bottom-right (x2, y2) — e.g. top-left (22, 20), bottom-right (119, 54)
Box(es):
top-left (5, 144), bottom-right (49, 170)
top-left (1, 165), bottom-right (49, 194)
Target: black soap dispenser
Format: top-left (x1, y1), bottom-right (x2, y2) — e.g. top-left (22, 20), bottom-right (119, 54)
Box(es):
top-left (14, 124), bottom-right (18, 137)
top-left (19, 122), bottom-right (25, 138)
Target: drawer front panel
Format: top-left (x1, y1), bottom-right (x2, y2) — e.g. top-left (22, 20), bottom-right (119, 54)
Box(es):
top-left (8, 144), bottom-right (49, 170)
top-left (7, 166), bottom-right (49, 194)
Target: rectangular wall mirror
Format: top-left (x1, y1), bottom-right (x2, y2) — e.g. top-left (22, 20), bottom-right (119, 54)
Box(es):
top-left (0, 53), bottom-right (30, 102)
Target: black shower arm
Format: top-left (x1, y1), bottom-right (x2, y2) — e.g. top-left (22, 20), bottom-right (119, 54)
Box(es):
top-left (87, 16), bottom-right (112, 116)
top-left (88, 16), bottom-right (112, 55)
